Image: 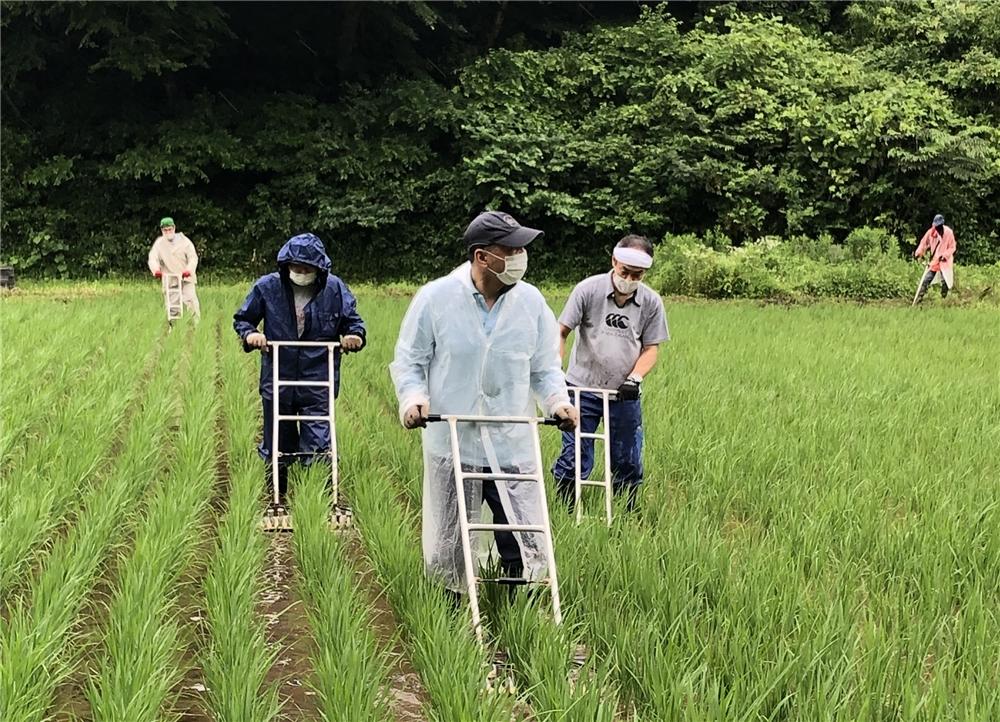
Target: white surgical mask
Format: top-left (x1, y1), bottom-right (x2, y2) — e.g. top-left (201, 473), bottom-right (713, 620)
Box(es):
top-left (613, 272), bottom-right (640, 295)
top-left (485, 250), bottom-right (528, 285)
top-left (163, 231), bottom-right (175, 241)
top-left (289, 270), bottom-right (317, 286)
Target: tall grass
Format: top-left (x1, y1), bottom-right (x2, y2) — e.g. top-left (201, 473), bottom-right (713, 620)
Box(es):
top-left (0, 323), bottom-right (184, 720)
top-left (290, 464), bottom-right (393, 722)
top-left (85, 320), bottom-right (218, 721)
top-left (200, 309), bottom-right (281, 722)
top-left (0, 299), bottom-right (159, 601)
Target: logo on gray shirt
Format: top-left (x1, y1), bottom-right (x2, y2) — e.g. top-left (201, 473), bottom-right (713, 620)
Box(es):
top-left (605, 313), bottom-right (631, 329)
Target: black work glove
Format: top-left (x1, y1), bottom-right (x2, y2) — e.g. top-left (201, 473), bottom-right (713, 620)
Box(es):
top-left (616, 378), bottom-right (641, 401)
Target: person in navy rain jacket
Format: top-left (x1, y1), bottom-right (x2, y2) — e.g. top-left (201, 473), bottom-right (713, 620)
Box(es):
top-left (233, 233), bottom-right (366, 503)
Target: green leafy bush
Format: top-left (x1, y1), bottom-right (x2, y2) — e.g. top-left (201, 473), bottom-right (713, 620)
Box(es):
top-left (647, 231), bottom-right (998, 302)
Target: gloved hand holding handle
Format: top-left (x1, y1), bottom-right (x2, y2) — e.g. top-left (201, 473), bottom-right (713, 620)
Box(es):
top-left (617, 377), bottom-right (641, 401)
top-left (341, 334), bottom-right (363, 352)
top-left (403, 404), bottom-right (428, 429)
top-left (552, 403), bottom-right (578, 431)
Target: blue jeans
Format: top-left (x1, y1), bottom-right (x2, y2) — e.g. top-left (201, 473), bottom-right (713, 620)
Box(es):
top-left (552, 388), bottom-right (644, 510)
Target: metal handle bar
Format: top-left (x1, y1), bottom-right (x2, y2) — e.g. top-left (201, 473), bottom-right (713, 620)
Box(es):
top-left (266, 340), bottom-right (341, 348)
top-left (568, 386), bottom-right (619, 399)
top-left (425, 414), bottom-right (560, 426)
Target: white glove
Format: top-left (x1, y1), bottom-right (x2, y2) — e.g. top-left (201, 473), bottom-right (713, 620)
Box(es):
top-left (340, 334), bottom-right (363, 351)
top-left (246, 332), bottom-right (268, 351)
top-left (402, 404), bottom-right (428, 430)
top-left (552, 403), bottom-right (578, 432)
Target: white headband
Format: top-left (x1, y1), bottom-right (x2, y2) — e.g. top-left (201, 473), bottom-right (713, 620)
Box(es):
top-left (613, 246), bottom-right (653, 269)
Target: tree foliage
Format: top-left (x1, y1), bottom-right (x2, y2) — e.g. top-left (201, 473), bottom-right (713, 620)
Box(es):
top-left (1, 1), bottom-right (997, 279)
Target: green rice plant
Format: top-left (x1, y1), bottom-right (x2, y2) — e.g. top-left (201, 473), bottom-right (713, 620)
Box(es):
top-left (3, 284), bottom-right (998, 721)
top-left (0, 301), bottom-right (159, 600)
top-left (339, 405), bottom-right (513, 722)
top-left (487, 588), bottom-right (619, 722)
top-left (0, 327), bottom-right (185, 721)
top-left (0, 294), bottom-right (161, 474)
top-left (549, 302), bottom-right (1000, 720)
top-left (290, 464), bottom-right (393, 722)
top-left (200, 314), bottom-right (281, 722)
top-left (0, 310), bottom-right (82, 468)
top-left (86, 319), bottom-right (218, 721)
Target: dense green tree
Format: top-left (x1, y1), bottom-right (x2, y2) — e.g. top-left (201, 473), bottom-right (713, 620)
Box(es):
top-left (1, 1), bottom-right (997, 278)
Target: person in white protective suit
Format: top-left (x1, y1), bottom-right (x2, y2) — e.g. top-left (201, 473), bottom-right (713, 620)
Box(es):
top-left (390, 211), bottom-right (578, 594)
top-left (147, 216), bottom-right (201, 321)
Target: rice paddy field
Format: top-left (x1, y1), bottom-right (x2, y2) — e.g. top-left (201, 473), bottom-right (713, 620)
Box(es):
top-left (1, 282), bottom-right (998, 722)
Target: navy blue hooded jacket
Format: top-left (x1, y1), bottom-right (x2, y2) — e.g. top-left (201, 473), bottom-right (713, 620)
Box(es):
top-left (233, 233), bottom-right (366, 400)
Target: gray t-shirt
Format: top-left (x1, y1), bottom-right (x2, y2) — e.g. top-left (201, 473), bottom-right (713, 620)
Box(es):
top-left (560, 272), bottom-right (669, 390)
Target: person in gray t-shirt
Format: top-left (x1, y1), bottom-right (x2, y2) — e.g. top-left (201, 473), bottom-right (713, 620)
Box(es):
top-left (552, 234), bottom-right (669, 510)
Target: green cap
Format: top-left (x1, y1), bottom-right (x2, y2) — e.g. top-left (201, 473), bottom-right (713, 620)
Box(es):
top-left (160, 217), bottom-right (175, 228)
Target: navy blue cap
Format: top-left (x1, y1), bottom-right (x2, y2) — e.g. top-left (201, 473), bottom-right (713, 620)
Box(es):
top-left (933, 214), bottom-right (945, 227)
top-left (463, 211), bottom-right (543, 250)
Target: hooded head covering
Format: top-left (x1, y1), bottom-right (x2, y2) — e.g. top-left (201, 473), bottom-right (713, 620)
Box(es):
top-left (276, 233), bottom-right (332, 284)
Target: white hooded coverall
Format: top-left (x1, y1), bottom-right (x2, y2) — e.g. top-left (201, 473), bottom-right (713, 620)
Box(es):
top-left (147, 232), bottom-right (200, 320)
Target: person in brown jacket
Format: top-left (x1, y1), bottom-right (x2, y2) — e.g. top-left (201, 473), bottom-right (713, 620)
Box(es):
top-left (147, 216), bottom-right (201, 321)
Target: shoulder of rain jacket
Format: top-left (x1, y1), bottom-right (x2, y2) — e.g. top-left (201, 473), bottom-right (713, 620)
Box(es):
top-left (233, 272), bottom-right (365, 350)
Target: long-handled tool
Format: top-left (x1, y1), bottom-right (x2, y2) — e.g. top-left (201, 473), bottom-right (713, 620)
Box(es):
top-left (163, 273), bottom-right (183, 326)
top-left (426, 413), bottom-right (562, 692)
top-left (567, 387), bottom-right (618, 526)
top-left (912, 237), bottom-right (943, 306)
top-left (261, 340), bottom-right (351, 532)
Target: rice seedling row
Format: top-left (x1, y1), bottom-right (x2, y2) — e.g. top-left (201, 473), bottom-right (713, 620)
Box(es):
top-left (0, 314), bottom-right (87, 470)
top-left (338, 403), bottom-right (514, 722)
top-left (0, 308), bottom-right (161, 601)
top-left (289, 464), bottom-right (394, 721)
top-left (84, 320), bottom-right (218, 721)
top-left (0, 325), bottom-right (185, 720)
top-left (0, 298), bottom-right (158, 475)
top-left (200, 318), bottom-right (281, 722)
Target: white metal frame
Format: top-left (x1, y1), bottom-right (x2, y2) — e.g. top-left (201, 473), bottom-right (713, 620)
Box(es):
top-left (432, 413), bottom-right (562, 644)
top-left (269, 341), bottom-right (341, 512)
top-left (163, 273), bottom-right (183, 322)
top-left (568, 387), bottom-right (618, 526)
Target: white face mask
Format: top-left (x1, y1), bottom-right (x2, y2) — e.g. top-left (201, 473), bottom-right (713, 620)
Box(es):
top-left (613, 272), bottom-right (640, 295)
top-left (163, 231), bottom-right (175, 241)
top-left (485, 249), bottom-right (528, 285)
top-left (289, 269), bottom-right (317, 286)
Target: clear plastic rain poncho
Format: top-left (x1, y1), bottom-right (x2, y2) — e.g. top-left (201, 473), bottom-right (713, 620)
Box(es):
top-left (390, 263), bottom-right (570, 592)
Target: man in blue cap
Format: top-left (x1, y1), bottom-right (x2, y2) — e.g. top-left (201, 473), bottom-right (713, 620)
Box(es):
top-left (391, 211), bottom-right (577, 595)
top-left (234, 233), bottom-right (366, 504)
